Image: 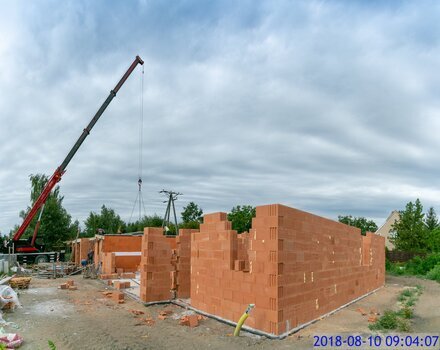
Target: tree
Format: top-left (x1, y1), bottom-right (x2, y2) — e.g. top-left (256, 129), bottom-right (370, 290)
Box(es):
top-left (180, 202), bottom-right (203, 229)
top-left (391, 199), bottom-right (426, 252)
top-left (18, 174), bottom-right (78, 250)
top-left (424, 207), bottom-right (439, 232)
top-left (227, 205), bottom-right (256, 234)
top-left (126, 214), bottom-right (163, 233)
top-left (83, 205), bottom-right (126, 236)
top-left (426, 228), bottom-right (440, 252)
top-left (337, 215), bottom-right (378, 235)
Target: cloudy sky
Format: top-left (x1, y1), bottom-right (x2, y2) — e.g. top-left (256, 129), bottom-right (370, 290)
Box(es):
top-left (2, 0), bottom-right (440, 233)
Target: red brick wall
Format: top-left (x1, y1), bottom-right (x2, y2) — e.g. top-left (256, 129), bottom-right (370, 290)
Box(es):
top-left (79, 238), bottom-right (94, 263)
top-left (101, 252), bottom-right (116, 274)
top-left (175, 229), bottom-right (197, 298)
top-left (101, 235), bottom-right (142, 252)
top-left (140, 228), bottom-right (176, 302)
top-left (190, 211), bottom-right (275, 333)
top-left (271, 204), bottom-right (385, 334)
top-left (95, 235), bottom-right (142, 272)
top-left (139, 228), bottom-right (197, 302)
top-left (190, 204), bottom-right (385, 335)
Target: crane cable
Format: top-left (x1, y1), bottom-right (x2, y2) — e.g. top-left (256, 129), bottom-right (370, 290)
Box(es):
top-left (129, 65), bottom-right (146, 223)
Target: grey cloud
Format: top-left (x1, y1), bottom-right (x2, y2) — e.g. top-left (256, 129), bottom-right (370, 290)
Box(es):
top-left (2, 0), bottom-right (440, 234)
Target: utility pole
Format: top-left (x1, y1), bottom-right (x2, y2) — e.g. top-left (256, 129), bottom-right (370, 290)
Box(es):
top-left (160, 190), bottom-right (182, 235)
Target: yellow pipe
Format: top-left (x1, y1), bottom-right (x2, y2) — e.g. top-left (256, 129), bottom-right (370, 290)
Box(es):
top-left (233, 304), bottom-right (255, 336)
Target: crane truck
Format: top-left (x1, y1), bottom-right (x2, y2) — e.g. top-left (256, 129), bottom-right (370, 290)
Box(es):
top-left (3, 56), bottom-right (144, 264)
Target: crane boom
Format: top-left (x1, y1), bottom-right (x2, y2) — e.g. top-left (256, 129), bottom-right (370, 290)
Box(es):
top-left (13, 56), bottom-right (144, 246)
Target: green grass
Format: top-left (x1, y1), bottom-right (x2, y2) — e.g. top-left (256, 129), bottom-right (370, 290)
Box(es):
top-left (368, 310), bottom-right (411, 332)
top-left (369, 287), bottom-right (422, 332)
top-left (48, 340), bottom-right (56, 350)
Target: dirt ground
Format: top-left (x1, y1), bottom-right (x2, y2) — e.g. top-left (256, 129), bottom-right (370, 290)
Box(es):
top-left (2, 275), bottom-right (439, 350)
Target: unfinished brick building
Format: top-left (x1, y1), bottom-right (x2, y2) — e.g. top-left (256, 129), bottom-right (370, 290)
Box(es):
top-left (138, 203), bottom-right (385, 336)
top-left (72, 234), bottom-right (142, 275)
top-left (95, 234), bottom-right (142, 274)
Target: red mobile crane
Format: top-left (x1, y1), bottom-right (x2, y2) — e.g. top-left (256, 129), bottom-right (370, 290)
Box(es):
top-left (6, 56), bottom-right (144, 263)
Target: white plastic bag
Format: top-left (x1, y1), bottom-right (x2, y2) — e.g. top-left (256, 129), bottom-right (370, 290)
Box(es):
top-left (0, 286), bottom-right (21, 310)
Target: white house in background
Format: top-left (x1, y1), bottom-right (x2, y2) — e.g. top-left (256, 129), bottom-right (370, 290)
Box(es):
top-left (376, 210), bottom-right (400, 250)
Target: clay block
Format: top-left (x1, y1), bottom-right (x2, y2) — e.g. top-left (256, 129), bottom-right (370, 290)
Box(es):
top-left (66, 280), bottom-right (74, 287)
top-left (179, 316), bottom-right (189, 326)
top-left (121, 272), bottom-right (136, 279)
top-left (112, 292), bottom-right (125, 302)
top-left (59, 283), bottom-right (68, 290)
top-left (68, 285), bottom-right (77, 290)
top-left (188, 314), bottom-right (199, 327)
top-left (203, 212), bottom-right (227, 224)
top-left (113, 281), bottom-right (123, 289)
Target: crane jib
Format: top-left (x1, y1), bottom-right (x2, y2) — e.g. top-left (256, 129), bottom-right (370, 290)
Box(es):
top-left (12, 56), bottom-right (144, 244)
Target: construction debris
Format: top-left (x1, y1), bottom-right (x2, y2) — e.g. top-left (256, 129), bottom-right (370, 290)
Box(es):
top-left (135, 316), bottom-right (155, 326)
top-left (368, 315), bottom-right (378, 323)
top-left (179, 314), bottom-right (199, 328)
top-left (356, 308), bottom-right (368, 316)
top-left (34, 262), bottom-right (79, 279)
top-left (0, 332), bottom-right (23, 348)
top-left (129, 309), bottom-right (145, 316)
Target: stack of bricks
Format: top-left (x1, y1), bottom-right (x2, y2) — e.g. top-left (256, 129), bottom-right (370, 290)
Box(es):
top-left (190, 204), bottom-right (385, 336)
top-left (140, 228), bottom-right (177, 302)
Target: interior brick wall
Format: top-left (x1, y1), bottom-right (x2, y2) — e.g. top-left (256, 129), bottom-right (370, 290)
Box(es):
top-left (190, 212), bottom-right (274, 333)
top-left (175, 229), bottom-right (197, 298)
top-left (101, 252), bottom-right (116, 274)
top-left (79, 238), bottom-right (94, 263)
top-left (101, 235), bottom-right (142, 252)
top-left (140, 228), bottom-right (176, 302)
top-left (139, 228), bottom-right (197, 302)
top-left (95, 235), bottom-right (142, 272)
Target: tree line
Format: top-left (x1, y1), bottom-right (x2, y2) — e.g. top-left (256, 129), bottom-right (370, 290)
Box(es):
top-left (11, 174), bottom-right (440, 254)
top-left (8, 174), bottom-right (257, 250)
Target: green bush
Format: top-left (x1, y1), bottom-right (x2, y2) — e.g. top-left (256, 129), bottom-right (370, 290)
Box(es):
top-left (369, 310), bottom-right (398, 330)
top-left (369, 310), bottom-right (412, 332)
top-left (426, 264), bottom-right (440, 281)
top-left (386, 260), bottom-right (405, 275)
top-left (390, 253), bottom-right (440, 276)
